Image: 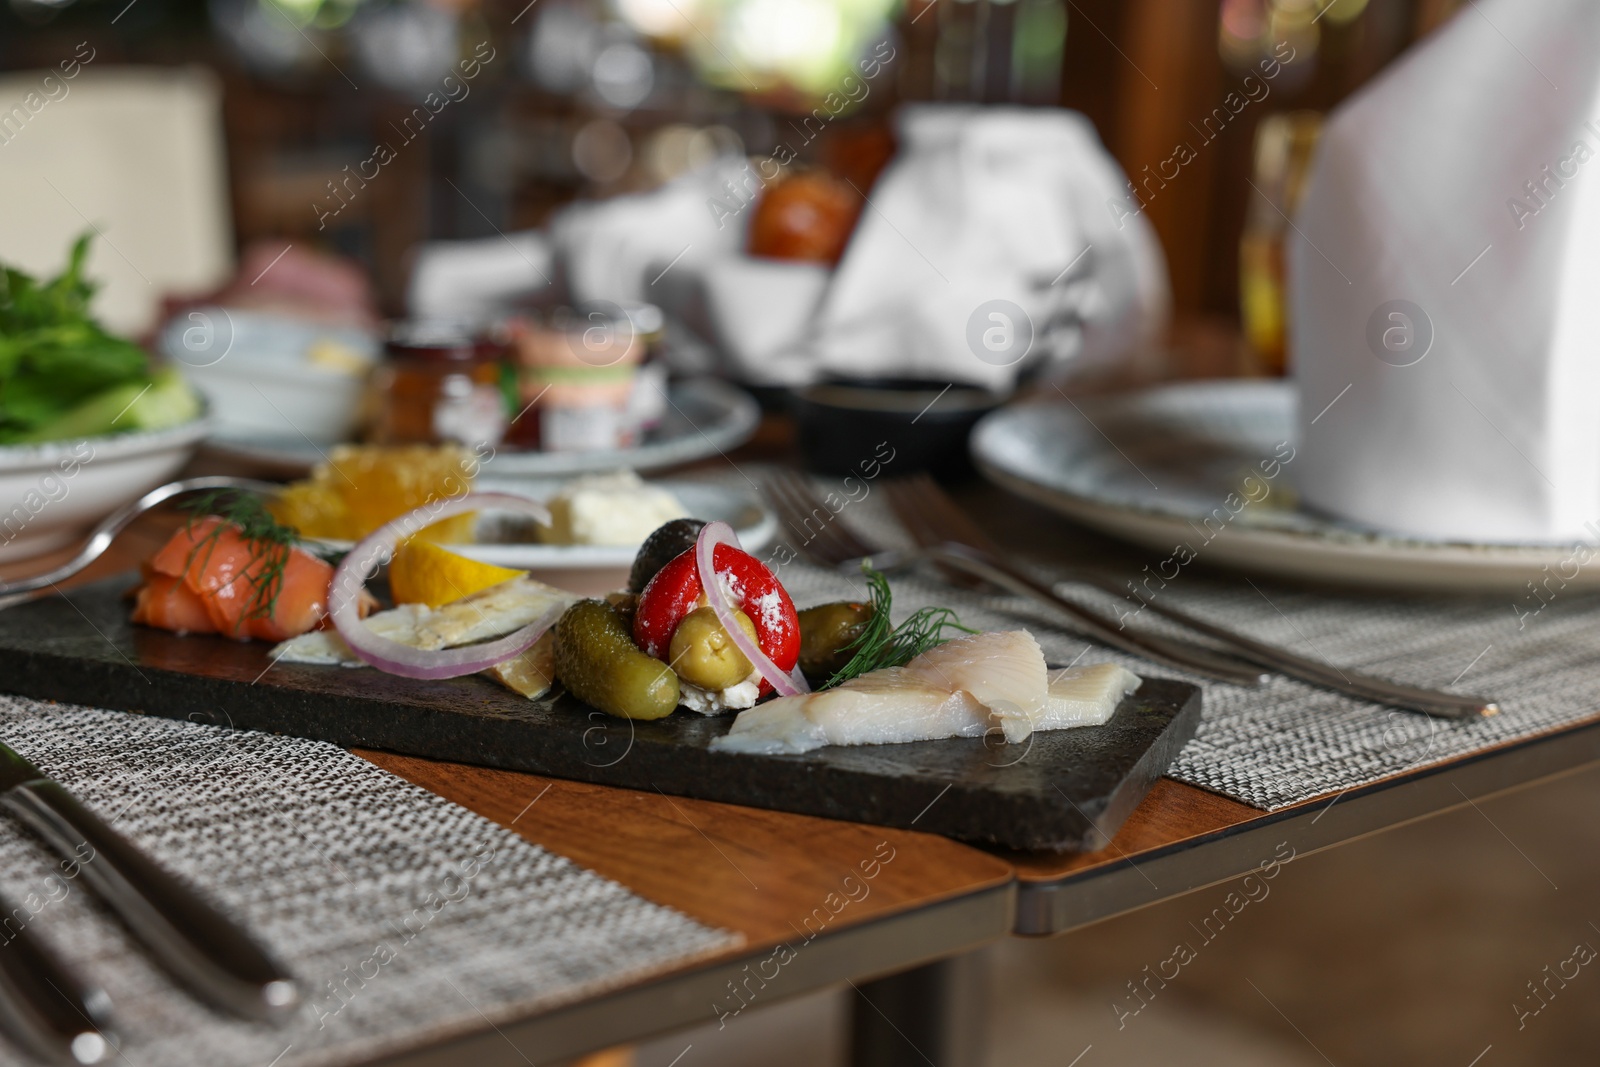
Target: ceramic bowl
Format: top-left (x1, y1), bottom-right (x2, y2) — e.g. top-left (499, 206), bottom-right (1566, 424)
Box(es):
top-left (790, 378), bottom-right (1007, 478)
top-left (161, 308), bottom-right (376, 444)
top-left (0, 416), bottom-right (212, 562)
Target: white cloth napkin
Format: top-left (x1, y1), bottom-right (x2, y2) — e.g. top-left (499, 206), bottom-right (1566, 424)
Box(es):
top-left (1291, 0), bottom-right (1600, 543)
top-left (404, 164), bottom-right (745, 334)
top-left (406, 230), bottom-right (554, 324)
top-left (549, 159), bottom-right (749, 310)
top-left (405, 108), bottom-right (1167, 390)
top-left (793, 105), bottom-right (1169, 392)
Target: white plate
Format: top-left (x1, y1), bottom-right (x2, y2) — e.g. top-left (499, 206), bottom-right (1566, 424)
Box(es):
top-left (972, 380), bottom-right (1591, 593)
top-left (310, 479), bottom-right (777, 572)
top-left (201, 377), bottom-right (759, 477)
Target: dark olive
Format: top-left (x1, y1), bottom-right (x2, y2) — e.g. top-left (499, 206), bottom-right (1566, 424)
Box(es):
top-left (628, 518), bottom-right (708, 594)
top-left (605, 591), bottom-right (639, 630)
top-left (797, 601), bottom-right (874, 682)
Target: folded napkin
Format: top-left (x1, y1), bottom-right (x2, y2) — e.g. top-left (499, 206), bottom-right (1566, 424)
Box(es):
top-left (406, 230), bottom-right (555, 324)
top-left (510, 107), bottom-right (1168, 389)
top-left (1291, 0), bottom-right (1600, 543)
top-left (549, 157), bottom-right (750, 311)
top-left (795, 105), bottom-right (1169, 392)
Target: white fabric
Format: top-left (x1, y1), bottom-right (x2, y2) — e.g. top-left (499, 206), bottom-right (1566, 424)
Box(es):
top-left (1291, 0), bottom-right (1600, 542)
top-left (442, 107), bottom-right (1169, 390)
top-left (800, 105), bottom-right (1169, 392)
top-left (406, 231), bottom-right (555, 324)
top-left (550, 157), bottom-right (750, 309)
top-left (699, 255), bottom-right (831, 382)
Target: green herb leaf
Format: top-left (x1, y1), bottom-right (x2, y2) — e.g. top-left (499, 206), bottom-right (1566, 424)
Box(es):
top-left (821, 565), bottom-right (977, 688)
top-left (0, 233), bottom-right (154, 442)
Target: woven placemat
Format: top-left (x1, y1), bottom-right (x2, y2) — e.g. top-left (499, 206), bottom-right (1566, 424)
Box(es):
top-left (750, 473), bottom-right (1600, 812)
top-left (0, 696), bottom-right (739, 1067)
top-left (1125, 578), bottom-right (1600, 810)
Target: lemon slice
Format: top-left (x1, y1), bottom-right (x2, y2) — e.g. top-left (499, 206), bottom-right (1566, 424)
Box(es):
top-left (389, 539), bottom-right (524, 608)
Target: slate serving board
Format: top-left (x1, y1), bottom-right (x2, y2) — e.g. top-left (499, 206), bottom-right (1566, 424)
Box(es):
top-left (0, 577), bottom-right (1201, 851)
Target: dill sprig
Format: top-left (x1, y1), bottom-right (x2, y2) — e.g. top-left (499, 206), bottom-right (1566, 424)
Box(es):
top-left (822, 566), bottom-right (977, 688)
top-left (178, 491), bottom-right (300, 627)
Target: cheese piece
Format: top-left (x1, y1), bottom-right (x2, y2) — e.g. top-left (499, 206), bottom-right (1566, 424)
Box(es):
top-left (538, 470), bottom-right (687, 545)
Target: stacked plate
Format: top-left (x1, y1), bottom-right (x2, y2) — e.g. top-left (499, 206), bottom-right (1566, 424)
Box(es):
top-left (972, 380), bottom-right (1590, 593)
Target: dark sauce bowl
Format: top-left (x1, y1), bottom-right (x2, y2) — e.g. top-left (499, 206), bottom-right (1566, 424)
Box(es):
top-left (789, 377), bottom-right (1008, 479)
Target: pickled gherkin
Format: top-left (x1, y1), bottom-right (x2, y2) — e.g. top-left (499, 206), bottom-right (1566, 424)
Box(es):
top-left (554, 599), bottom-right (679, 720)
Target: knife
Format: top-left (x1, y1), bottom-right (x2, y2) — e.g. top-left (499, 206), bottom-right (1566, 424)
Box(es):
top-left (0, 890), bottom-right (116, 1065)
top-left (0, 742), bottom-right (300, 1023)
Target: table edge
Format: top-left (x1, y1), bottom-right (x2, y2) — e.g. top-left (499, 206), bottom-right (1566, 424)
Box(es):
top-left (357, 879), bottom-right (1015, 1066)
top-left (1012, 713), bottom-right (1600, 934)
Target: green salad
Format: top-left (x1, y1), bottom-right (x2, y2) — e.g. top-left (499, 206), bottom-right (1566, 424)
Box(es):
top-left (0, 234), bottom-right (200, 445)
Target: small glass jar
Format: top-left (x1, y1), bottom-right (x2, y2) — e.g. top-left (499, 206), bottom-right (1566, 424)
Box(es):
top-left (369, 322), bottom-right (507, 449)
top-left (502, 303), bottom-right (659, 452)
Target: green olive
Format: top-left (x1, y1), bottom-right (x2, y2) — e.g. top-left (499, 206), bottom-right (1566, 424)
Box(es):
top-left (554, 599), bottom-right (680, 720)
top-left (668, 604), bottom-right (758, 691)
top-left (798, 601), bottom-right (874, 682)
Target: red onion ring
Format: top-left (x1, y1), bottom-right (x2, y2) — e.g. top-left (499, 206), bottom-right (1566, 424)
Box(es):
top-left (330, 493), bottom-right (562, 679)
top-left (694, 520), bottom-right (809, 697)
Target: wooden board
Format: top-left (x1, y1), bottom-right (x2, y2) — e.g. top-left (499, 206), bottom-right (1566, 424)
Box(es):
top-left (0, 577), bottom-right (1202, 851)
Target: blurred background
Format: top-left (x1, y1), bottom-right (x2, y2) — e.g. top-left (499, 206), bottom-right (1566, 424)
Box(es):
top-left (0, 0), bottom-right (1467, 373)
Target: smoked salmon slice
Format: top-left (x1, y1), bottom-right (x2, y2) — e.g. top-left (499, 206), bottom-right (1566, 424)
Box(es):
top-left (136, 516), bottom-right (367, 642)
top-left (130, 573), bottom-right (217, 635)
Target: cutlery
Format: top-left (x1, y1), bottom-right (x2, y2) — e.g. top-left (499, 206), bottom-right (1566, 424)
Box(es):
top-left (881, 472), bottom-right (1499, 721)
top-left (0, 477), bottom-right (282, 613)
top-left (0, 742), bottom-right (300, 1023)
top-left (0, 891), bottom-right (115, 1065)
top-left (763, 470), bottom-right (1268, 686)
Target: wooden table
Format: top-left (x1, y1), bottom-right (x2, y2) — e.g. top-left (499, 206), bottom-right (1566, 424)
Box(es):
top-left (8, 450), bottom-right (1600, 1067)
top-left (361, 754), bottom-right (1012, 1066)
top-left (1, 486), bottom-right (1019, 1067)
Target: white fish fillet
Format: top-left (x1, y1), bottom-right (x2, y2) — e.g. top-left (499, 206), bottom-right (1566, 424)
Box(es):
top-left (1038, 663), bottom-right (1141, 729)
top-left (718, 669), bottom-right (992, 755)
top-left (269, 580), bottom-right (574, 700)
top-left (713, 630), bottom-right (1057, 755)
top-left (484, 631), bottom-right (557, 699)
top-left (413, 576), bottom-right (576, 650)
top-left (903, 629), bottom-right (1049, 743)
top-left (270, 604), bottom-right (430, 665)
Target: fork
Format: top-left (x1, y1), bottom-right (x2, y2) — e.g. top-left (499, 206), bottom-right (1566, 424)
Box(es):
top-left (763, 470), bottom-right (1269, 686)
top-left (0, 477), bottom-right (281, 612)
top-left (0, 887), bottom-right (115, 1064)
top-left (880, 472), bottom-right (1499, 720)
